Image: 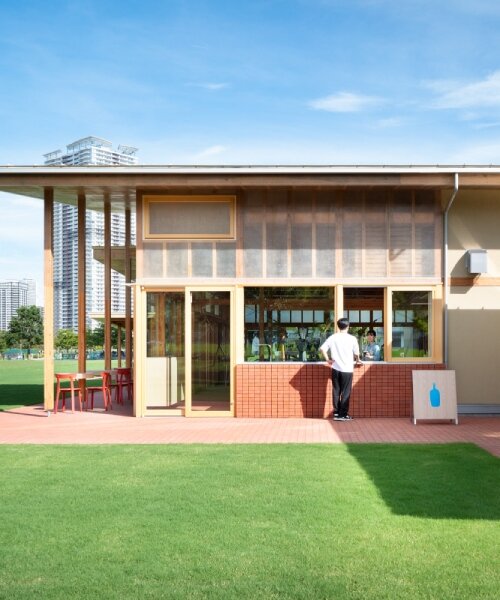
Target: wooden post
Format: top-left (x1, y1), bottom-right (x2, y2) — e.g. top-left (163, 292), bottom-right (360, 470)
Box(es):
top-left (43, 188), bottom-right (54, 410)
top-left (104, 194), bottom-right (112, 370)
top-left (125, 206), bottom-right (132, 369)
top-left (78, 192), bottom-right (86, 375)
top-left (117, 325), bottom-right (122, 368)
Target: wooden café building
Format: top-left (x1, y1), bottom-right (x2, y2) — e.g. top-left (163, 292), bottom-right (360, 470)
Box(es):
top-left (1, 165), bottom-right (499, 418)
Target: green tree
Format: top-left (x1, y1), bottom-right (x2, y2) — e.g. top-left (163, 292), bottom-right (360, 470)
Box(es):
top-left (8, 306), bottom-right (43, 358)
top-left (0, 330), bottom-right (8, 356)
top-left (89, 325), bottom-right (104, 349)
top-left (54, 329), bottom-right (78, 352)
top-left (90, 323), bottom-right (124, 348)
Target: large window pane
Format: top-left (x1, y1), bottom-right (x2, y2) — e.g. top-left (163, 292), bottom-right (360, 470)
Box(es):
top-left (244, 287), bottom-right (335, 362)
top-left (391, 290), bottom-right (431, 358)
top-left (191, 291), bottom-right (231, 412)
top-left (344, 288), bottom-right (384, 361)
top-left (146, 292), bottom-right (185, 410)
top-left (147, 292), bottom-right (185, 358)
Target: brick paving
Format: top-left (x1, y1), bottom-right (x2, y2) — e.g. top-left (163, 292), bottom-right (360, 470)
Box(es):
top-left (0, 402), bottom-right (498, 456)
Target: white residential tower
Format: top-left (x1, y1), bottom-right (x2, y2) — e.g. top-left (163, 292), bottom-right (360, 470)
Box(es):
top-left (0, 279), bottom-right (36, 331)
top-left (44, 137), bottom-right (137, 331)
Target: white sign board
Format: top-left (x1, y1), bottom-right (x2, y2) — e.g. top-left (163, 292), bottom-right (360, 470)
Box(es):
top-left (412, 370), bottom-right (458, 425)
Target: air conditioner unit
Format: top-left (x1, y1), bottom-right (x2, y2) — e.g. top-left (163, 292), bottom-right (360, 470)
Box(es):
top-left (466, 249), bottom-right (487, 274)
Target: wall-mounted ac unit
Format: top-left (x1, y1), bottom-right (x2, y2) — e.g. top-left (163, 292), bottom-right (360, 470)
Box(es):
top-left (466, 249), bottom-right (487, 274)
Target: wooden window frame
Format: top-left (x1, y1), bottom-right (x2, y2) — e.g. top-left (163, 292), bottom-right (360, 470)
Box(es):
top-left (238, 284), bottom-right (443, 364)
top-left (385, 285), bottom-right (443, 363)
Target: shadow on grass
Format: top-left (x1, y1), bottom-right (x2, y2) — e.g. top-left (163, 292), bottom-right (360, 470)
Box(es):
top-left (346, 443), bottom-right (500, 520)
top-left (0, 384), bottom-right (43, 411)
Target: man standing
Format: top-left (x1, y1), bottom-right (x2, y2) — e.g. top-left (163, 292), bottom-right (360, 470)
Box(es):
top-left (320, 318), bottom-right (362, 421)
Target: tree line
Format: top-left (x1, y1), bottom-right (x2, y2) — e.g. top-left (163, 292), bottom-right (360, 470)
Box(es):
top-left (0, 306), bottom-right (125, 358)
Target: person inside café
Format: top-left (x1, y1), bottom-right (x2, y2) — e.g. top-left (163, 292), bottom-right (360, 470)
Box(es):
top-left (362, 329), bottom-right (381, 361)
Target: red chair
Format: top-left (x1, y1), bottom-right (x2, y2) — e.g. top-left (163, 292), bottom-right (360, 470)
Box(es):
top-left (54, 373), bottom-right (82, 413)
top-left (115, 368), bottom-right (133, 405)
top-left (86, 371), bottom-right (113, 411)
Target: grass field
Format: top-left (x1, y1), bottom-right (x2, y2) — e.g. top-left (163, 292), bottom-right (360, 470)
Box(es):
top-left (1, 444), bottom-right (498, 599)
top-left (0, 359), bottom-right (119, 411)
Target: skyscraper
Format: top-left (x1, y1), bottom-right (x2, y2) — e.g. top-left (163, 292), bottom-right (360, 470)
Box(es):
top-left (0, 279), bottom-right (36, 331)
top-left (44, 137), bottom-right (138, 331)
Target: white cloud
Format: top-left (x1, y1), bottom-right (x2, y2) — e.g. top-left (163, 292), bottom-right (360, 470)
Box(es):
top-left (0, 193), bottom-right (46, 305)
top-left (309, 91), bottom-right (382, 112)
top-left (373, 117), bottom-right (404, 129)
top-left (0, 193), bottom-right (43, 243)
top-left (194, 145), bottom-right (227, 159)
top-left (429, 71), bottom-right (500, 109)
top-left (473, 121), bottom-right (500, 130)
top-left (193, 82), bottom-right (229, 90)
top-left (447, 142), bottom-right (500, 164)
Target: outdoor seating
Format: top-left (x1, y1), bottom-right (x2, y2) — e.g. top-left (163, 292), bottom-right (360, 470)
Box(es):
top-left (115, 367), bottom-right (133, 405)
top-left (54, 373), bottom-right (83, 413)
top-left (86, 371), bottom-right (113, 411)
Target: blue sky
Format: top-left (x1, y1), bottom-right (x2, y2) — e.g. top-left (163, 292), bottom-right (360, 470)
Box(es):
top-left (2, 0), bottom-right (500, 302)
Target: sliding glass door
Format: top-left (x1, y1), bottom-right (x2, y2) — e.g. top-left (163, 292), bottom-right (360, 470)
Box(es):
top-left (144, 291), bottom-right (185, 415)
top-left (186, 289), bottom-right (233, 416)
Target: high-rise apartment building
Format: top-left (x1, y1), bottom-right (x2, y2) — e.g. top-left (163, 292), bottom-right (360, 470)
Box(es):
top-left (0, 279), bottom-right (36, 330)
top-left (44, 137), bottom-right (138, 331)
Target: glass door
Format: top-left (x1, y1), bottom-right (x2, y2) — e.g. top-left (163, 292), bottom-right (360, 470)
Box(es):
top-left (143, 291), bottom-right (185, 415)
top-left (186, 289), bottom-right (233, 416)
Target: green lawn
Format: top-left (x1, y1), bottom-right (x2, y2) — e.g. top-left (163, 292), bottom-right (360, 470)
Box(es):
top-left (0, 444), bottom-right (498, 599)
top-left (0, 359), bottom-right (120, 411)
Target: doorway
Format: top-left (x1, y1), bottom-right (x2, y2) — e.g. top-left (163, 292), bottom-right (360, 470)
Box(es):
top-left (185, 289), bottom-right (233, 416)
top-left (141, 288), bottom-right (233, 416)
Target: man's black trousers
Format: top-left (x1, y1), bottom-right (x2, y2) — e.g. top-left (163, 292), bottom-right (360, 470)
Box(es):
top-left (331, 369), bottom-right (353, 417)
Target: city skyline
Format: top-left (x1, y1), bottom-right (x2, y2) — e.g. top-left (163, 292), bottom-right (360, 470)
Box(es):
top-left (2, 1), bottom-right (500, 303)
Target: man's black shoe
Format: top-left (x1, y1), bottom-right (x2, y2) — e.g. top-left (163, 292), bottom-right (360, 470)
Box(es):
top-left (340, 415), bottom-right (353, 421)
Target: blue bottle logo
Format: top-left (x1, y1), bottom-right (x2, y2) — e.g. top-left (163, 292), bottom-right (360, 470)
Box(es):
top-left (429, 383), bottom-right (441, 408)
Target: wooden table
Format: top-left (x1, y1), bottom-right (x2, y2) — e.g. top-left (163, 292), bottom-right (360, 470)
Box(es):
top-left (54, 371), bottom-right (117, 413)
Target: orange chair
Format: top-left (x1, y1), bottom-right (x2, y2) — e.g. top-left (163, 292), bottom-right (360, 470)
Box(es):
top-left (115, 368), bottom-right (133, 405)
top-left (86, 371), bottom-right (113, 411)
top-left (54, 373), bottom-right (83, 413)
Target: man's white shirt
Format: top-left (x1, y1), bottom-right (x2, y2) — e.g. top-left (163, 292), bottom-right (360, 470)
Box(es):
top-left (320, 332), bottom-right (360, 373)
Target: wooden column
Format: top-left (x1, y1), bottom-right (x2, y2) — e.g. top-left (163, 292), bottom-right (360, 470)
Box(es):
top-left (77, 192), bottom-right (86, 374)
top-left (117, 325), bottom-right (122, 368)
top-left (125, 206), bottom-right (132, 369)
top-left (104, 194), bottom-right (112, 370)
top-left (43, 188), bottom-right (54, 410)
top-left (133, 192), bottom-right (142, 413)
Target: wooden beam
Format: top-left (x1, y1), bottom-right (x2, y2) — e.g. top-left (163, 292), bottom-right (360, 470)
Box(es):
top-left (449, 276), bottom-right (500, 286)
top-left (43, 188), bottom-right (54, 410)
top-left (0, 172), bottom-right (458, 189)
top-left (104, 194), bottom-right (112, 370)
top-left (458, 173), bottom-right (500, 188)
top-left (78, 192), bottom-right (86, 374)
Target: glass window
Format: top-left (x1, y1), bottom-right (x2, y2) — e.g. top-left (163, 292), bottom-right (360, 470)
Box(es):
top-left (391, 290), bottom-right (431, 358)
top-left (146, 292), bottom-right (185, 358)
top-left (145, 292), bottom-right (185, 412)
top-left (244, 287), bottom-right (335, 362)
top-left (344, 288), bottom-right (384, 361)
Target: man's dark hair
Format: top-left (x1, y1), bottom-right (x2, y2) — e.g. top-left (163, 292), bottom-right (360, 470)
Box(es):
top-left (367, 329), bottom-right (376, 336)
top-left (337, 318), bottom-right (349, 330)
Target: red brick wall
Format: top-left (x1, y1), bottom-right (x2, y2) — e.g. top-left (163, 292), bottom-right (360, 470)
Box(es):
top-left (235, 363), bottom-right (446, 418)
